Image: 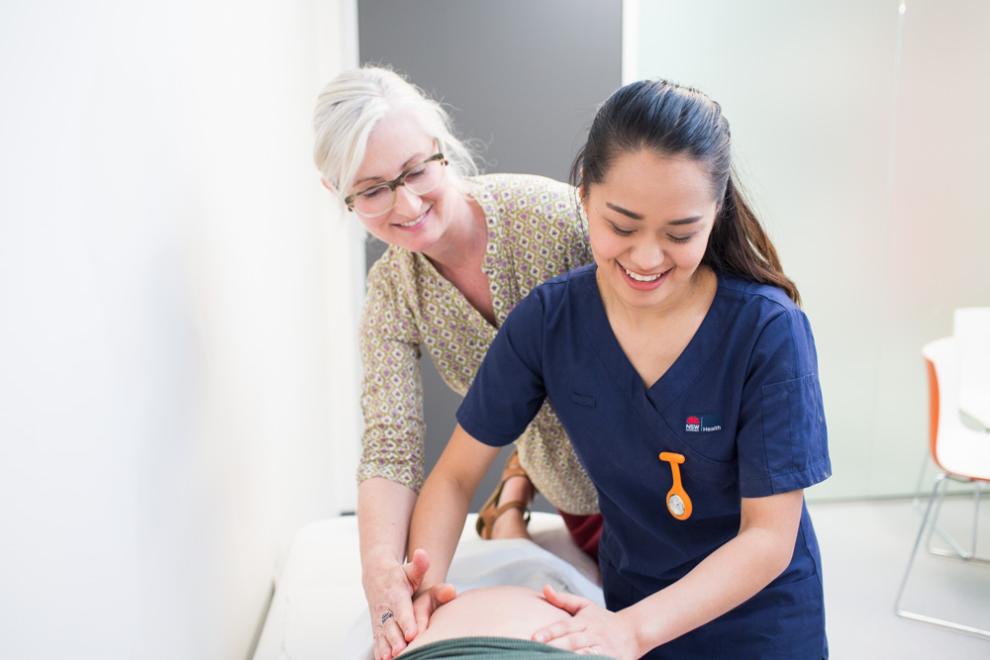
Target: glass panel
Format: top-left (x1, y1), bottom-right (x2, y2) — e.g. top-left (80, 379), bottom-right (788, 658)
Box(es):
top-left (634, 0), bottom-right (990, 498)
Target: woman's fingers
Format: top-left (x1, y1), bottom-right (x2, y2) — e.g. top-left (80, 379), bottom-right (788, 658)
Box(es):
top-left (395, 603), bottom-right (419, 642)
top-left (411, 582), bottom-right (457, 633)
top-left (381, 614), bottom-right (407, 658)
top-left (368, 552), bottom-right (452, 654)
top-left (541, 584), bottom-right (590, 614)
top-left (373, 628), bottom-right (390, 660)
top-left (376, 585), bottom-right (417, 642)
top-left (532, 616), bottom-right (584, 644)
top-left (544, 631), bottom-right (595, 652)
top-left (366, 555), bottom-right (429, 657)
top-left (432, 582), bottom-right (457, 605)
top-left (385, 557), bottom-right (425, 641)
top-left (411, 588), bottom-right (431, 634)
top-left (576, 645), bottom-right (606, 656)
top-left (402, 548), bottom-right (430, 591)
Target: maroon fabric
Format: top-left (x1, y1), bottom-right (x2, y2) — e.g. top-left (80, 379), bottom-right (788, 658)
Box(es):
top-left (558, 511), bottom-right (603, 562)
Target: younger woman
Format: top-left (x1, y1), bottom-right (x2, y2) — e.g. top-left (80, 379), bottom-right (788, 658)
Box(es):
top-left (408, 79), bottom-right (831, 659)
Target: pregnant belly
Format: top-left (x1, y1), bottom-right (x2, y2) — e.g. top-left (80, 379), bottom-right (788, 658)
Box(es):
top-left (402, 586), bottom-right (568, 653)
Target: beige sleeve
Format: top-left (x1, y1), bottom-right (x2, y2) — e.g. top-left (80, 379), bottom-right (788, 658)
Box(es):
top-left (357, 261), bottom-right (426, 491)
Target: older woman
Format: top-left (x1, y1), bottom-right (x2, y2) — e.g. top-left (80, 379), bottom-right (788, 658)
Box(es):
top-left (312, 67), bottom-right (601, 660)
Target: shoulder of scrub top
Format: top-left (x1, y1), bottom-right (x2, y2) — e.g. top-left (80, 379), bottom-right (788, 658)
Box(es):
top-left (716, 273), bottom-right (821, 381)
top-left (499, 263), bottom-right (595, 345)
top-left (715, 273), bottom-right (799, 313)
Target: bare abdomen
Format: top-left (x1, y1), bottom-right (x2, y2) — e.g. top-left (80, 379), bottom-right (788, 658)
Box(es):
top-left (402, 586), bottom-right (567, 653)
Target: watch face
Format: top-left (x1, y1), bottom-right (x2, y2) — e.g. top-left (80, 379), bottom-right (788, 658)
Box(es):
top-left (667, 494), bottom-right (685, 517)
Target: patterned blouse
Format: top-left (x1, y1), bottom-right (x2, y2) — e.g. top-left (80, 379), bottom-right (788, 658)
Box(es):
top-left (358, 173), bottom-right (599, 514)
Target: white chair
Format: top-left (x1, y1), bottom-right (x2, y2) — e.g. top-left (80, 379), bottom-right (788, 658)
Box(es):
top-left (910, 309), bottom-right (990, 500)
top-left (955, 307), bottom-right (990, 433)
top-left (894, 326), bottom-right (990, 638)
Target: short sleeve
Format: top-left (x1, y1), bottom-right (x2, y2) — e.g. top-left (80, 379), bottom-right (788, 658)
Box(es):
top-left (357, 262), bottom-right (426, 491)
top-left (456, 291), bottom-right (548, 447)
top-left (736, 308), bottom-right (831, 497)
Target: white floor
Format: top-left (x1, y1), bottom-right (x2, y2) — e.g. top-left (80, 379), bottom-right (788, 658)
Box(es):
top-left (810, 494), bottom-right (990, 659)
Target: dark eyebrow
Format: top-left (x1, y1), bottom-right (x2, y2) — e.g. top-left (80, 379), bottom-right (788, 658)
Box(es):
top-left (668, 215), bottom-right (703, 226)
top-left (605, 202), bottom-right (643, 220)
top-left (353, 153), bottom-right (428, 186)
top-left (605, 202), bottom-right (703, 226)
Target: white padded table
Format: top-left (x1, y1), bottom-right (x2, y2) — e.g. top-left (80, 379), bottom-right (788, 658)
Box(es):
top-left (252, 512), bottom-right (600, 660)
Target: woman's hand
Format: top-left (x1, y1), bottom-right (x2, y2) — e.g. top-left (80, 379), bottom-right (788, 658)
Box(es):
top-left (412, 581), bottom-right (457, 634)
top-left (364, 548), bottom-right (456, 660)
top-left (532, 585), bottom-right (640, 660)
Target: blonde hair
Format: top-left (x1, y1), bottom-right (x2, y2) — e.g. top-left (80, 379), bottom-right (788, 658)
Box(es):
top-left (312, 66), bottom-right (478, 198)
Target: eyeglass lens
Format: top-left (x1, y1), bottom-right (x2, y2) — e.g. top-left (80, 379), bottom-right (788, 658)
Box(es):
top-left (352, 158), bottom-right (445, 216)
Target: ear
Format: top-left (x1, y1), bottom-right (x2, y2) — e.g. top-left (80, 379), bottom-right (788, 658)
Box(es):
top-left (578, 184), bottom-right (590, 211)
top-left (320, 177), bottom-right (335, 193)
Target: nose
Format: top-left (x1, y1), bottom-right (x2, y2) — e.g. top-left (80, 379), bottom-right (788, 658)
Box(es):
top-left (392, 184), bottom-right (423, 218)
top-left (627, 239), bottom-right (665, 272)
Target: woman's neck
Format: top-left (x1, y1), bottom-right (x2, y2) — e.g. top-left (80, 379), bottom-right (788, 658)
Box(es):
top-left (600, 266), bottom-right (716, 329)
top-left (423, 191), bottom-right (487, 277)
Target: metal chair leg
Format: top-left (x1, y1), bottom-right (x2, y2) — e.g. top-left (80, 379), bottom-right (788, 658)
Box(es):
top-left (912, 447), bottom-right (931, 510)
top-left (897, 473), bottom-right (945, 614)
top-left (896, 472), bottom-right (990, 639)
top-left (925, 477), bottom-right (988, 562)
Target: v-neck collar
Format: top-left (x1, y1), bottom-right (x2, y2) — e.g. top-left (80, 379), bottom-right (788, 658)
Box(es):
top-left (413, 252), bottom-right (499, 333)
top-left (410, 178), bottom-right (503, 333)
top-left (575, 265), bottom-right (729, 415)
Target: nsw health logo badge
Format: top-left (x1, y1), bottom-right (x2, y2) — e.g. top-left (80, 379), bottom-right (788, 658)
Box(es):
top-left (685, 414), bottom-right (722, 433)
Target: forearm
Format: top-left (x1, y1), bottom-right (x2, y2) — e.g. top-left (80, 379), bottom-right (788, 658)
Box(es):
top-left (358, 478), bottom-right (417, 584)
top-left (622, 525), bottom-right (794, 653)
top-left (407, 468), bottom-right (473, 589)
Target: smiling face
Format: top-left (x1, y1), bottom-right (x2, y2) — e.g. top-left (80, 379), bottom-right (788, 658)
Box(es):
top-left (583, 148), bottom-right (719, 312)
top-left (346, 109), bottom-right (459, 252)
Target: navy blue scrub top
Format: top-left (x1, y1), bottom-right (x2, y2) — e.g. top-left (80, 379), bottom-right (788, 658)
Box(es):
top-left (457, 265), bottom-right (831, 659)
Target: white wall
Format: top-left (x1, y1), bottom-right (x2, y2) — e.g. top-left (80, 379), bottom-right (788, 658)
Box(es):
top-left (0, 2), bottom-right (361, 659)
top-left (630, 0), bottom-right (990, 499)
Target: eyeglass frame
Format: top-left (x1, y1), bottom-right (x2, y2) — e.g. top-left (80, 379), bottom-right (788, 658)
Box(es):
top-left (343, 152), bottom-right (448, 217)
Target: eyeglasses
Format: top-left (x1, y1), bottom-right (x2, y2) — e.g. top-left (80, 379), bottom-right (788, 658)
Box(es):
top-left (344, 153), bottom-right (448, 218)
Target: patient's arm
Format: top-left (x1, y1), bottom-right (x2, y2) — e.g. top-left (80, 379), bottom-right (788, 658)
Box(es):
top-left (401, 586), bottom-right (574, 653)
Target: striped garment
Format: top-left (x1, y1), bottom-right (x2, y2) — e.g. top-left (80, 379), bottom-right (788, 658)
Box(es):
top-left (400, 636), bottom-right (613, 659)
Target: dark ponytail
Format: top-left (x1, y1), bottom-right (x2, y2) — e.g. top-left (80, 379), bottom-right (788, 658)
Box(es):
top-left (572, 79), bottom-right (801, 304)
top-left (706, 176), bottom-right (800, 304)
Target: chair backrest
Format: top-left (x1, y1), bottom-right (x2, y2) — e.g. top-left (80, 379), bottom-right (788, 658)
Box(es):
top-left (922, 336), bottom-right (990, 481)
top-left (954, 307), bottom-right (990, 406)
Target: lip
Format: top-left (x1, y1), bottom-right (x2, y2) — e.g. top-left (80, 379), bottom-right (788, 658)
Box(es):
top-left (616, 261), bottom-right (671, 291)
top-left (392, 205), bottom-right (432, 231)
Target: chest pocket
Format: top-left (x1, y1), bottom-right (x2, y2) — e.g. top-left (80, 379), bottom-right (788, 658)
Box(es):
top-left (674, 407), bottom-right (737, 465)
top-left (655, 419), bottom-right (740, 521)
top-left (661, 447), bottom-right (739, 521)
top-left (570, 391), bottom-right (596, 408)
